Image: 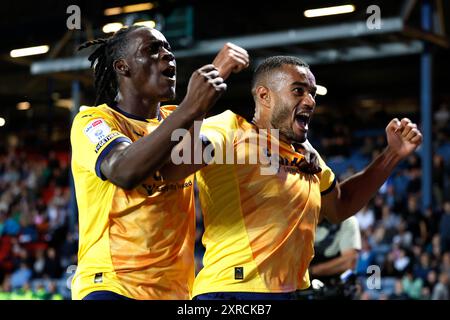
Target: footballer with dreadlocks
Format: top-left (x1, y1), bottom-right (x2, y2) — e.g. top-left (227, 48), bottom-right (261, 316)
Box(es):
top-left (70, 25), bottom-right (249, 300)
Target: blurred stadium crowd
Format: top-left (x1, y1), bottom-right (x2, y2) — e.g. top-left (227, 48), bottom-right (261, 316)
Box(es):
top-left (0, 104), bottom-right (449, 300)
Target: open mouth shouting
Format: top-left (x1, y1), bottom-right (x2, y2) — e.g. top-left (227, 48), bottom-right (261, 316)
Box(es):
top-left (161, 64), bottom-right (176, 81)
top-left (293, 110), bottom-right (311, 133)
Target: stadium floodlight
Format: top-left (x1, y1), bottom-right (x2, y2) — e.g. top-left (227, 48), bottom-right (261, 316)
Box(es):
top-left (104, 2), bottom-right (154, 16)
top-left (134, 20), bottom-right (156, 28)
top-left (102, 22), bottom-right (124, 34)
top-left (17, 102), bottom-right (31, 110)
top-left (10, 45), bottom-right (49, 58)
top-left (316, 85), bottom-right (327, 96)
top-left (104, 7), bottom-right (122, 16)
top-left (0, 117), bottom-right (5, 127)
top-left (123, 3), bottom-right (154, 13)
top-left (304, 4), bottom-right (355, 18)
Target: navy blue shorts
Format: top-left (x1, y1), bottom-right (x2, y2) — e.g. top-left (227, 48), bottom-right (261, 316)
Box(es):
top-left (193, 291), bottom-right (296, 300)
top-left (82, 291), bottom-right (133, 300)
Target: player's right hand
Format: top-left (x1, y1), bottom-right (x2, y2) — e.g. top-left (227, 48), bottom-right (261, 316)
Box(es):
top-left (212, 42), bottom-right (249, 80)
top-left (181, 64), bottom-right (227, 116)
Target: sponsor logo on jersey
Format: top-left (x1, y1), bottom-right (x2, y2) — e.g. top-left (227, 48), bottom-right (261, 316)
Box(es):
top-left (84, 118), bottom-right (111, 143)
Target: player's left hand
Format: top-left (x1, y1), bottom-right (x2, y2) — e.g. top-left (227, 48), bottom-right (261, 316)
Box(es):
top-left (386, 118), bottom-right (423, 159)
top-left (212, 42), bottom-right (249, 80)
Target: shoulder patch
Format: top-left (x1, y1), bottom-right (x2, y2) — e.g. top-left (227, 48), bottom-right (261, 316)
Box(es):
top-left (84, 118), bottom-right (111, 143)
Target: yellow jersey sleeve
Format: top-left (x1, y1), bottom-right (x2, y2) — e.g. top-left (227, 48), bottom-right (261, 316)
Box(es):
top-left (317, 153), bottom-right (336, 195)
top-left (199, 110), bottom-right (239, 164)
top-left (71, 108), bottom-right (132, 180)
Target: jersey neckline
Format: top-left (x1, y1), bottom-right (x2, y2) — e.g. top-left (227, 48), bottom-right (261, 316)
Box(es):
top-left (108, 104), bottom-right (161, 122)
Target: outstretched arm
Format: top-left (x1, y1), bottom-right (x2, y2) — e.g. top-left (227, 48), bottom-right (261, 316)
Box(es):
top-left (321, 118), bottom-right (423, 223)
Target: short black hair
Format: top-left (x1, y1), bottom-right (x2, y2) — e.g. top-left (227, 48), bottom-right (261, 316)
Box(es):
top-left (251, 56), bottom-right (309, 96)
top-left (78, 25), bottom-right (145, 106)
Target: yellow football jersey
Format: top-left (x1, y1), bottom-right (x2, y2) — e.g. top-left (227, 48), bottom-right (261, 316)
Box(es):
top-left (193, 110), bottom-right (335, 297)
top-left (70, 104), bottom-right (195, 300)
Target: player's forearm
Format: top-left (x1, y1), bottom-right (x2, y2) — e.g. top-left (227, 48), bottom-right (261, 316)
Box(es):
top-left (335, 146), bottom-right (402, 221)
top-left (103, 105), bottom-right (202, 189)
top-left (159, 116), bottom-right (207, 182)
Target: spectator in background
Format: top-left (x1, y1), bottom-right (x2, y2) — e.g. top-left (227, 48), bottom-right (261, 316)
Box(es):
top-left (10, 262), bottom-right (32, 290)
top-left (384, 184), bottom-right (397, 209)
top-left (413, 252), bottom-right (432, 282)
top-left (32, 249), bottom-right (46, 278)
top-left (18, 213), bottom-right (38, 244)
top-left (32, 209), bottom-right (48, 240)
top-left (359, 137), bottom-right (375, 158)
top-left (421, 287), bottom-right (431, 300)
top-left (47, 280), bottom-right (63, 300)
top-left (406, 166), bottom-right (422, 196)
top-left (0, 276), bottom-right (12, 300)
top-left (11, 243), bottom-right (33, 272)
top-left (388, 280), bottom-right (409, 300)
top-left (406, 153), bottom-right (421, 170)
top-left (393, 248), bottom-right (411, 274)
top-left (440, 252), bottom-right (450, 279)
top-left (432, 155), bottom-right (445, 207)
top-left (422, 206), bottom-right (440, 247)
top-left (47, 187), bottom-right (68, 231)
top-left (372, 194), bottom-right (385, 220)
top-left (393, 219), bottom-right (413, 248)
top-left (46, 151), bottom-right (60, 172)
top-left (374, 134), bottom-right (386, 151)
top-left (59, 232), bottom-right (78, 269)
top-left (355, 205), bottom-right (375, 232)
top-left (54, 162), bottom-right (70, 188)
top-left (439, 201), bottom-right (450, 253)
top-left (424, 270), bottom-right (438, 293)
top-left (402, 269), bottom-right (423, 299)
top-left (321, 124), bottom-right (352, 157)
top-left (0, 235), bottom-right (14, 281)
top-left (429, 234), bottom-right (442, 269)
top-left (1, 212), bottom-right (20, 237)
top-left (0, 210), bottom-right (6, 235)
top-left (355, 236), bottom-right (375, 276)
top-left (411, 244), bottom-right (423, 263)
top-left (42, 247), bottom-right (62, 279)
top-left (379, 204), bottom-right (401, 236)
top-left (382, 251), bottom-right (400, 277)
top-left (401, 196), bottom-right (423, 244)
top-left (392, 170), bottom-right (409, 205)
top-left (434, 103), bottom-right (449, 129)
top-left (431, 272), bottom-right (449, 300)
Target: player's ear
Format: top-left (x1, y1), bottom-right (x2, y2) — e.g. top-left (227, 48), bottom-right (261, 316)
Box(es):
top-left (113, 59), bottom-right (130, 76)
top-left (256, 86), bottom-right (271, 108)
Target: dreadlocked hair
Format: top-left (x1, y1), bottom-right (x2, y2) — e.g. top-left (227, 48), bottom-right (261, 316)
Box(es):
top-left (78, 25), bottom-right (145, 106)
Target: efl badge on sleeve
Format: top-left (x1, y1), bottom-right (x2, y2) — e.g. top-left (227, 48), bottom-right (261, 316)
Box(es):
top-left (84, 119), bottom-right (111, 144)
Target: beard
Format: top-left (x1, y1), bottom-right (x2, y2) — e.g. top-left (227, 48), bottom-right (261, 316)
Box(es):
top-left (270, 103), bottom-right (306, 143)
